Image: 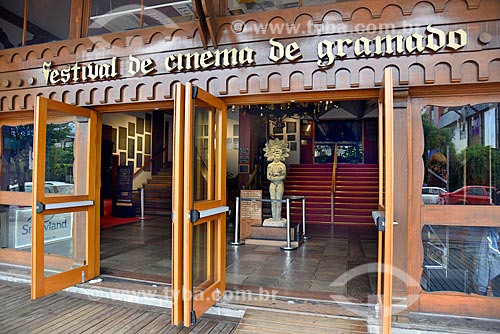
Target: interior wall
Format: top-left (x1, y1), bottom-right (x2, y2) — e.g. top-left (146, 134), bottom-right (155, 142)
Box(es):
top-left (269, 118), bottom-right (301, 166)
top-left (227, 112), bottom-right (239, 177)
top-left (101, 113), bottom-right (152, 189)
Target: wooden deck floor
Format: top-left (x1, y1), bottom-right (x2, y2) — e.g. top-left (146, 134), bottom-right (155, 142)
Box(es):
top-left (0, 282), bottom-right (238, 334)
top-left (234, 309), bottom-right (368, 334)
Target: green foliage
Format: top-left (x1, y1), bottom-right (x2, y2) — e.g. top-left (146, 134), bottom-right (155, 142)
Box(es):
top-left (4, 122), bottom-right (75, 187)
top-left (422, 114), bottom-right (500, 190)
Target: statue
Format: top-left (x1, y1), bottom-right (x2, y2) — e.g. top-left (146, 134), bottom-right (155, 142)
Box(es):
top-left (262, 138), bottom-right (290, 227)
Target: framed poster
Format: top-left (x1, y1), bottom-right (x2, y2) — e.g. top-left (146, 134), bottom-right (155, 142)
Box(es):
top-left (120, 152), bottom-right (127, 166)
top-left (239, 164), bottom-right (249, 174)
top-left (128, 138), bottom-right (135, 159)
top-left (145, 134), bottom-right (151, 154)
top-left (112, 127), bottom-right (117, 153)
top-left (136, 153), bottom-right (143, 168)
top-left (145, 113), bottom-right (152, 132)
top-left (286, 121), bottom-right (296, 133)
top-left (128, 122), bottom-right (135, 137)
top-left (119, 126), bottom-right (127, 150)
top-left (136, 117), bottom-right (144, 134)
top-left (137, 136), bottom-right (143, 152)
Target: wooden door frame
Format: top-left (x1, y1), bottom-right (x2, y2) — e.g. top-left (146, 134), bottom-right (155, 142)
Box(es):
top-left (32, 96), bottom-right (101, 298)
top-left (408, 88), bottom-right (500, 319)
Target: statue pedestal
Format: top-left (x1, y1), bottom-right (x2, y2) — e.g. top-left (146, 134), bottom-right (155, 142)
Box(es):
top-left (262, 218), bottom-right (286, 227)
top-left (245, 223), bottom-right (302, 247)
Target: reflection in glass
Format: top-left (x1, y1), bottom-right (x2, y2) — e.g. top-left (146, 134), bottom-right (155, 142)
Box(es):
top-left (44, 211), bottom-right (87, 278)
top-left (0, 0), bottom-right (71, 49)
top-left (89, 0), bottom-right (193, 36)
top-left (2, 124), bottom-right (34, 192)
top-left (421, 103), bottom-right (500, 205)
top-left (45, 114), bottom-right (89, 196)
top-left (89, 0), bottom-right (142, 36)
top-left (193, 107), bottom-right (216, 201)
top-left (421, 225), bottom-right (500, 297)
top-left (192, 221), bottom-right (216, 290)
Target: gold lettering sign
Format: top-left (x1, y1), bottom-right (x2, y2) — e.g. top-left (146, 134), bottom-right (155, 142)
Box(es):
top-left (317, 25), bottom-right (467, 67)
top-left (43, 57), bottom-right (119, 85)
top-left (41, 25), bottom-right (467, 86)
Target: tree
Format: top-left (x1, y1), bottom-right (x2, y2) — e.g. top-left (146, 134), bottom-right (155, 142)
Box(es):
top-left (3, 122), bottom-right (75, 190)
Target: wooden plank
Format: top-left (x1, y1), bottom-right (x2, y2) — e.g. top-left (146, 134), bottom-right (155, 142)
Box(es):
top-left (134, 313), bottom-right (173, 334)
top-left (86, 307), bottom-right (143, 334)
top-left (234, 309), bottom-right (367, 334)
top-left (242, 310), bottom-right (367, 328)
top-left (112, 312), bottom-right (161, 334)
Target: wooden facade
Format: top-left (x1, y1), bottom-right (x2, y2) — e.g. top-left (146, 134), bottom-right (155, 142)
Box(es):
top-left (1, 0), bottom-right (499, 320)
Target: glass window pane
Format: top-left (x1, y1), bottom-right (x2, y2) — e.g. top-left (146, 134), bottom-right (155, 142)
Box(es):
top-left (2, 123), bottom-right (34, 192)
top-left (89, 0), bottom-right (141, 36)
top-left (421, 103), bottom-right (500, 206)
top-left (44, 211), bottom-right (87, 277)
top-left (46, 112), bottom-right (89, 196)
top-left (421, 225), bottom-right (500, 298)
top-left (228, 0), bottom-right (298, 15)
top-left (192, 220), bottom-right (216, 290)
top-left (143, 0), bottom-right (194, 28)
top-left (26, 0), bottom-right (71, 45)
top-left (0, 1), bottom-right (24, 49)
top-left (193, 106), bottom-right (216, 202)
top-left (302, 0), bottom-right (355, 7)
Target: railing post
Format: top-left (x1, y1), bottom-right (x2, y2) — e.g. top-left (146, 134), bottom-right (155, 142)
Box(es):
top-left (281, 198), bottom-right (297, 251)
top-left (140, 188), bottom-right (145, 220)
top-left (302, 197), bottom-right (310, 240)
top-left (229, 197), bottom-right (245, 246)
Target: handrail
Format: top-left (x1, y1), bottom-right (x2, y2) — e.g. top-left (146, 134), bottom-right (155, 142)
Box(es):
top-left (133, 146), bottom-right (169, 179)
top-left (331, 144), bottom-right (338, 192)
top-left (244, 164), bottom-right (259, 189)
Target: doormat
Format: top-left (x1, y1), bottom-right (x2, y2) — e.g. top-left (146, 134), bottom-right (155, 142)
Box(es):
top-left (100, 199), bottom-right (142, 229)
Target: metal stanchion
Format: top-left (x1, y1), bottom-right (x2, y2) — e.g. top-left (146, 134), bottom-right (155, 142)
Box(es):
top-left (302, 197), bottom-right (310, 240)
top-left (139, 188), bottom-right (145, 220)
top-left (281, 198), bottom-right (297, 251)
top-left (229, 197), bottom-right (245, 246)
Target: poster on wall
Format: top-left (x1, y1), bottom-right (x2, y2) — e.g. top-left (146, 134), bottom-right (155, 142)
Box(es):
top-left (128, 138), bottom-right (135, 159)
top-left (128, 122), bottom-right (135, 137)
top-left (136, 117), bottom-right (144, 135)
top-left (14, 209), bottom-right (73, 249)
top-left (119, 126), bottom-right (127, 150)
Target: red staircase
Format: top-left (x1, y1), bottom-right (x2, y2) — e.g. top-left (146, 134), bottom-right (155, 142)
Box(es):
top-left (334, 163), bottom-right (379, 226)
top-left (283, 164), bottom-right (334, 226)
top-left (283, 163), bottom-right (379, 227)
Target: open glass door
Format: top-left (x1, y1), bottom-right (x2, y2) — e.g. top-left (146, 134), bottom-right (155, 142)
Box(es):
top-left (172, 83), bottom-right (228, 326)
top-left (376, 68), bottom-right (394, 334)
top-left (32, 96), bottom-right (100, 298)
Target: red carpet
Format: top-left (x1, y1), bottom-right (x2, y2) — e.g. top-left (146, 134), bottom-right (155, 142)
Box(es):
top-left (100, 199), bottom-right (142, 229)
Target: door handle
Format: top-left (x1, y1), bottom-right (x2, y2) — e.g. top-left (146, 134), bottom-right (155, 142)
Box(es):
top-left (36, 200), bottom-right (94, 213)
top-left (189, 206), bottom-right (229, 223)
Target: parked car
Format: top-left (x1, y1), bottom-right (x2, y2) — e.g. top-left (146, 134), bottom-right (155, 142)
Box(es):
top-left (9, 181), bottom-right (74, 194)
top-left (439, 185), bottom-right (495, 205)
top-left (422, 186), bottom-right (447, 204)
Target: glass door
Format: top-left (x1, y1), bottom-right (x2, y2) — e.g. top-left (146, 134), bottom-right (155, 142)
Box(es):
top-left (172, 83), bottom-right (228, 326)
top-left (376, 68), bottom-right (395, 334)
top-left (32, 96), bottom-right (99, 298)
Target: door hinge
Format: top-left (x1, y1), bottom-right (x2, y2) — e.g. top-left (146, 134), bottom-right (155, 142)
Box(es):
top-left (190, 310), bottom-right (197, 325)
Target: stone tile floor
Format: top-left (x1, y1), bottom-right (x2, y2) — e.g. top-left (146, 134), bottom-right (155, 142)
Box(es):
top-left (100, 217), bottom-right (379, 302)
